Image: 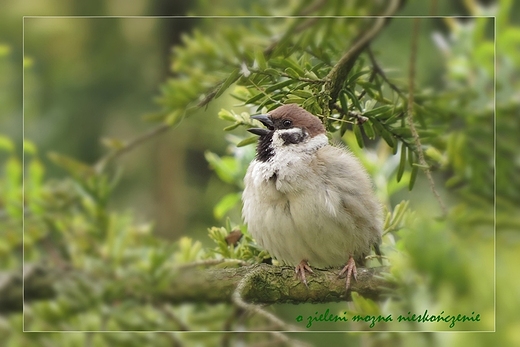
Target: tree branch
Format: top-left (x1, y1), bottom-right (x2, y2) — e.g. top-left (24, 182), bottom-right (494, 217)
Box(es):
top-left (2, 263), bottom-right (392, 314)
top-left (324, 0), bottom-right (402, 105)
top-left (159, 264), bottom-right (391, 305)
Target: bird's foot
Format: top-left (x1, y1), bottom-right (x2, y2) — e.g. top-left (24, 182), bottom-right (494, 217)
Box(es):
top-left (295, 259), bottom-right (314, 287)
top-left (338, 255), bottom-right (357, 290)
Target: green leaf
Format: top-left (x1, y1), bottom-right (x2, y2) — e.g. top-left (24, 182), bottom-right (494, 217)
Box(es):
top-left (397, 142), bottom-right (406, 182)
top-left (218, 109), bottom-right (237, 122)
top-left (223, 123), bottom-right (240, 131)
top-left (417, 129), bottom-right (439, 138)
top-left (264, 79), bottom-right (297, 94)
top-left (373, 121), bottom-right (395, 149)
top-left (48, 152), bottom-right (94, 178)
top-left (285, 97), bottom-right (305, 105)
top-left (339, 91), bottom-right (349, 113)
top-left (244, 92), bottom-right (266, 105)
top-left (284, 68), bottom-right (300, 79)
top-left (204, 152), bottom-right (239, 184)
top-left (382, 132), bottom-right (395, 149)
top-left (351, 292), bottom-right (380, 315)
top-left (175, 237), bottom-right (202, 263)
top-left (101, 138), bottom-right (126, 150)
top-left (409, 165), bottom-right (419, 191)
top-left (392, 140), bottom-right (399, 154)
top-left (347, 70), bottom-right (370, 85)
top-left (408, 146), bottom-right (415, 167)
top-left (363, 105), bottom-right (393, 117)
top-left (263, 68), bottom-right (281, 77)
top-left (353, 123), bottom-right (364, 148)
top-left (343, 88), bottom-right (362, 112)
top-left (339, 119), bottom-right (350, 137)
top-left (445, 175), bottom-right (463, 188)
top-left (362, 121), bottom-right (375, 139)
top-left (290, 90), bottom-right (313, 98)
top-left (215, 68), bottom-right (241, 98)
top-left (237, 136), bottom-right (258, 147)
top-left (391, 127), bottom-right (412, 138)
top-left (304, 70), bottom-right (319, 80)
top-left (281, 57), bottom-right (305, 76)
top-left (266, 102), bottom-right (283, 112)
top-left (425, 147), bottom-right (445, 164)
top-left (214, 192), bottom-right (242, 220)
top-left (164, 110), bottom-right (183, 126)
top-left (356, 80), bottom-right (379, 91)
top-left (231, 86), bottom-right (251, 102)
top-left (257, 97), bottom-right (277, 111)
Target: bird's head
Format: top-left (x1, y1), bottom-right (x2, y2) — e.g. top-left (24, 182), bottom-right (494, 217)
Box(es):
top-left (248, 104), bottom-right (326, 162)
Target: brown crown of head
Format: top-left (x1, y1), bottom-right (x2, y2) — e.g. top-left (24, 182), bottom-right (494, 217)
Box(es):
top-left (269, 104), bottom-right (325, 137)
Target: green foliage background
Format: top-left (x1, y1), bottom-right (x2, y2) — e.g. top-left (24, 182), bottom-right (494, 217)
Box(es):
top-left (1, 0), bottom-right (519, 346)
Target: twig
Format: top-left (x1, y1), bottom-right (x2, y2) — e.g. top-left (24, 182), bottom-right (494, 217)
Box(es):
top-left (175, 258), bottom-right (249, 270)
top-left (367, 46), bottom-right (405, 98)
top-left (406, 18), bottom-right (447, 217)
top-left (330, 103), bottom-right (368, 124)
top-left (221, 306), bottom-right (244, 346)
top-left (231, 268), bottom-right (308, 346)
top-left (231, 269), bottom-right (306, 345)
top-left (94, 123), bottom-right (170, 172)
top-left (231, 267), bottom-right (300, 331)
top-left (198, 83), bottom-right (222, 108)
top-left (159, 304), bottom-right (191, 331)
top-left (325, 0), bottom-right (402, 104)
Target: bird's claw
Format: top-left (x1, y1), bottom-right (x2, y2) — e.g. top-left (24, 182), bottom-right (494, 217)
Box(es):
top-left (338, 256), bottom-right (357, 290)
top-left (295, 260), bottom-right (314, 287)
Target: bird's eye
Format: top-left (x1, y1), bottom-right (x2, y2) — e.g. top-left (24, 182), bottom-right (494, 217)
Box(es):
top-left (282, 119), bottom-right (292, 128)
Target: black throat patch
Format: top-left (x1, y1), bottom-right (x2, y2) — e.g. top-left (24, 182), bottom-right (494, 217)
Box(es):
top-left (255, 131), bottom-right (275, 162)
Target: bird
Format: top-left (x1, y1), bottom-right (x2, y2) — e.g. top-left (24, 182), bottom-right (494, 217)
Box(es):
top-left (242, 103), bottom-right (382, 289)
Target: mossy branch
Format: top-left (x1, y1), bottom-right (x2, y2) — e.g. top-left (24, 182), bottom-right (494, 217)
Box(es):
top-left (2, 264), bottom-right (392, 314)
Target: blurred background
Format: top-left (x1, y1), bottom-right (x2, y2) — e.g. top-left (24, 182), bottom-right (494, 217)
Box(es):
top-left (1, 0), bottom-right (519, 346)
top-left (13, 0), bottom-right (507, 243)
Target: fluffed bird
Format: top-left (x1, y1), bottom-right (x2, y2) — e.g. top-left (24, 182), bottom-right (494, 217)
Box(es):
top-left (242, 104), bottom-right (382, 289)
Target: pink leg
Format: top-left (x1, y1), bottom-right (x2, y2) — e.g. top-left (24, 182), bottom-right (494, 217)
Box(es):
top-left (338, 255), bottom-right (357, 290)
top-left (295, 259), bottom-right (314, 287)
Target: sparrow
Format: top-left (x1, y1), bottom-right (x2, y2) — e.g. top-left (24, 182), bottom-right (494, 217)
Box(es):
top-left (242, 104), bottom-right (382, 289)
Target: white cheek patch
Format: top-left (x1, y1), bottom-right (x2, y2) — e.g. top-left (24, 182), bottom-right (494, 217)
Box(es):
top-left (271, 128), bottom-right (306, 147)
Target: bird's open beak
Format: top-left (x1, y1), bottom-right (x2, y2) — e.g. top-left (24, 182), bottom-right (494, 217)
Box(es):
top-left (248, 114), bottom-right (273, 136)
